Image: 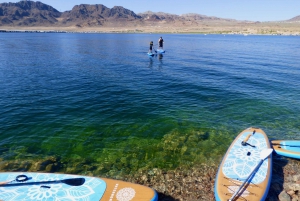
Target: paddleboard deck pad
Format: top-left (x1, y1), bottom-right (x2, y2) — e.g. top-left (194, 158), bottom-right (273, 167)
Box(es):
top-left (272, 140), bottom-right (300, 159)
top-left (214, 127), bottom-right (272, 201)
top-left (0, 172), bottom-right (158, 201)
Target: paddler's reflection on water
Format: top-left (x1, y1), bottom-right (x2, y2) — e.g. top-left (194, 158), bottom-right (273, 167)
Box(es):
top-left (158, 54), bottom-right (163, 60)
top-left (158, 55), bottom-right (163, 70)
top-left (148, 58), bottom-right (153, 68)
top-left (147, 54), bottom-right (163, 69)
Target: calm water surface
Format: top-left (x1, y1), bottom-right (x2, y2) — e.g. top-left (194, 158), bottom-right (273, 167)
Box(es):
top-left (0, 33), bottom-right (300, 176)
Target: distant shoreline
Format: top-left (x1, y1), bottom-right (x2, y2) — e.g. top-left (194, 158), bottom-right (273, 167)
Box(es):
top-left (1, 23), bottom-right (300, 35)
top-left (0, 30), bottom-right (299, 36)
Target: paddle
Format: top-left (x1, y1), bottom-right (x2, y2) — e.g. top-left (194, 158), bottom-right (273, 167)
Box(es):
top-left (0, 177), bottom-right (85, 187)
top-left (154, 44), bottom-right (158, 53)
top-left (272, 143), bottom-right (300, 148)
top-left (228, 148), bottom-right (273, 201)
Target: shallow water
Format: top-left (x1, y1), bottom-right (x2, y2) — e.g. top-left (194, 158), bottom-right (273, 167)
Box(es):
top-left (0, 33), bottom-right (300, 175)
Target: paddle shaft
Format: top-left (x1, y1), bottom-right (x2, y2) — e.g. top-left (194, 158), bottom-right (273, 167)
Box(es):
top-left (272, 143), bottom-right (300, 148)
top-left (0, 178), bottom-right (85, 187)
top-left (229, 159), bottom-right (264, 201)
top-left (1, 180), bottom-right (63, 187)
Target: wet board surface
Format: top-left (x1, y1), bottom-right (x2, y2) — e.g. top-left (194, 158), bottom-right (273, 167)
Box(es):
top-left (214, 127), bottom-right (272, 201)
top-left (272, 140), bottom-right (300, 159)
top-left (0, 172), bottom-right (158, 201)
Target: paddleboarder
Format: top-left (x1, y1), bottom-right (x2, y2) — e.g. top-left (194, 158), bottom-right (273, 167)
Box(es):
top-left (149, 41), bottom-right (153, 53)
top-left (158, 37), bottom-right (164, 49)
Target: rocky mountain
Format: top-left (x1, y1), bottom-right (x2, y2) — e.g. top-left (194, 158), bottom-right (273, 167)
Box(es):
top-left (60, 4), bottom-right (142, 27)
top-left (139, 11), bottom-right (236, 22)
top-left (0, 0), bottom-right (241, 27)
top-left (139, 11), bottom-right (181, 22)
top-left (181, 13), bottom-right (236, 21)
top-left (0, 1), bottom-right (60, 26)
top-left (0, 0), bottom-right (298, 28)
top-left (0, 1), bottom-right (145, 27)
top-left (288, 15), bottom-right (300, 22)
top-left (136, 11), bottom-right (240, 27)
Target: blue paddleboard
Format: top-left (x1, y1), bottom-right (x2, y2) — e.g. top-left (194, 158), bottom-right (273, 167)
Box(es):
top-left (147, 52), bottom-right (155, 57)
top-left (214, 127), bottom-right (272, 201)
top-left (156, 49), bottom-right (165, 54)
top-left (0, 172), bottom-right (158, 201)
top-left (272, 140), bottom-right (300, 159)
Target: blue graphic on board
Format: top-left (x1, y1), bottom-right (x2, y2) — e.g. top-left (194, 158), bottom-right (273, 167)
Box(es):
top-left (222, 132), bottom-right (268, 184)
top-left (0, 172), bottom-right (106, 201)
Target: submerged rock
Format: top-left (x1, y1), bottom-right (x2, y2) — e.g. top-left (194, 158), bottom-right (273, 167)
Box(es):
top-left (279, 191), bottom-right (291, 201)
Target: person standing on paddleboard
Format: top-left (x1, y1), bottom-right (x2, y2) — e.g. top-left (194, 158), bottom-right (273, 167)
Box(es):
top-left (158, 37), bottom-right (164, 49)
top-left (149, 41), bottom-right (153, 53)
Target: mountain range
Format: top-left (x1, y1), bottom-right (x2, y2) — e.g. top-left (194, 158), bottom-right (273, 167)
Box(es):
top-left (1, 0), bottom-right (299, 28)
top-left (0, 1), bottom-right (235, 27)
top-left (0, 0), bottom-right (300, 35)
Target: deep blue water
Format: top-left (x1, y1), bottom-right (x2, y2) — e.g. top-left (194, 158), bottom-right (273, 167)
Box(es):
top-left (0, 33), bottom-right (300, 175)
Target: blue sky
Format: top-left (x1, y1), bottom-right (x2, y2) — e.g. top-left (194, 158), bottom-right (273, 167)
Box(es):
top-left (2, 0), bottom-right (300, 21)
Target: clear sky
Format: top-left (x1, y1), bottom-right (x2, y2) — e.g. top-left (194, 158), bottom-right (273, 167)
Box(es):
top-left (2, 0), bottom-right (300, 21)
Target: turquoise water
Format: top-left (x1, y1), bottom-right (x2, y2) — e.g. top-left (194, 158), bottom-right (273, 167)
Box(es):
top-left (0, 33), bottom-right (300, 176)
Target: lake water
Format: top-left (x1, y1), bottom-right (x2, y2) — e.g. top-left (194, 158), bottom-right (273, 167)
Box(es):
top-left (0, 33), bottom-right (300, 176)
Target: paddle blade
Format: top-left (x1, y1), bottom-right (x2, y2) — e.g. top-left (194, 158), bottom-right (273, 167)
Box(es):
top-left (62, 178), bottom-right (85, 186)
top-left (260, 148), bottom-right (273, 160)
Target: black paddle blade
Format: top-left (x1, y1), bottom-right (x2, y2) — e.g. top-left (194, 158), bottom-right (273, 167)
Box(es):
top-left (62, 178), bottom-right (85, 186)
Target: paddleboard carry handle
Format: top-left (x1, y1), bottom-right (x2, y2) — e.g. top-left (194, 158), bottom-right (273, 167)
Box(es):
top-left (243, 134), bottom-right (252, 143)
top-left (241, 130), bottom-right (256, 147)
top-left (16, 175), bottom-right (30, 182)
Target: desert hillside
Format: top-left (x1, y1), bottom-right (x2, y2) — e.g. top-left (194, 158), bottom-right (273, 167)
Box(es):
top-left (0, 0), bottom-right (299, 35)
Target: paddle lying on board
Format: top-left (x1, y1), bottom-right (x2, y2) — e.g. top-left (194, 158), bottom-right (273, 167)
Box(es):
top-left (228, 148), bottom-right (273, 201)
top-left (271, 140), bottom-right (300, 159)
top-left (272, 143), bottom-right (300, 147)
top-left (0, 175), bottom-right (85, 187)
top-left (0, 172), bottom-right (158, 201)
